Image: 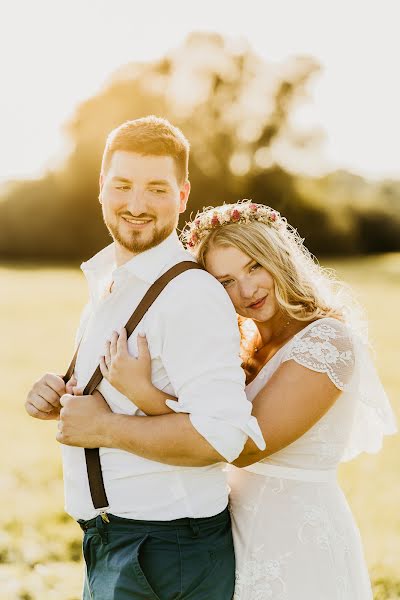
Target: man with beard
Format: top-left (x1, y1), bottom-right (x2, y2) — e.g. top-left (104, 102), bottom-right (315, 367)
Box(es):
top-left (25, 116), bottom-right (264, 600)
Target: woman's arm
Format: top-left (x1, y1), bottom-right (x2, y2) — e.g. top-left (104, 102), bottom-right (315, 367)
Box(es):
top-left (99, 329), bottom-right (178, 416)
top-left (98, 330), bottom-right (342, 466)
top-left (232, 359), bottom-right (342, 467)
top-left (98, 330), bottom-right (341, 463)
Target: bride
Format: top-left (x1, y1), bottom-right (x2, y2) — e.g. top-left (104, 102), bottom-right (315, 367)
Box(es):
top-left (91, 200), bottom-right (396, 599)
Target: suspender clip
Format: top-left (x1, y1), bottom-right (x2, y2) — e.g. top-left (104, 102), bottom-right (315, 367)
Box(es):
top-left (100, 510), bottom-right (110, 523)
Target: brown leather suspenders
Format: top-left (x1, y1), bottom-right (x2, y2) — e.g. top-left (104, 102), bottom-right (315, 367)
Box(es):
top-left (63, 260), bottom-right (202, 510)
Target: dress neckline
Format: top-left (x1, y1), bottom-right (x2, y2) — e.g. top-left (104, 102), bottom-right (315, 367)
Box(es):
top-left (246, 317), bottom-right (337, 388)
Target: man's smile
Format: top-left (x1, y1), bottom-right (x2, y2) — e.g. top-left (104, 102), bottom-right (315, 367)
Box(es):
top-left (121, 215), bottom-right (153, 229)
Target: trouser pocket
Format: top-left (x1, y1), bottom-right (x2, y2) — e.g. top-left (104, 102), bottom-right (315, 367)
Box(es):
top-left (82, 532), bottom-right (165, 600)
top-left (132, 532), bottom-right (182, 600)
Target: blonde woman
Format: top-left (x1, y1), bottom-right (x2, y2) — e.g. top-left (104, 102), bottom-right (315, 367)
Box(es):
top-left (95, 200), bottom-right (396, 599)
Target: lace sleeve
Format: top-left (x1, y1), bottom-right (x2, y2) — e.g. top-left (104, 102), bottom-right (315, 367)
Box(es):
top-left (282, 319), bottom-right (355, 391)
top-left (282, 318), bottom-right (397, 461)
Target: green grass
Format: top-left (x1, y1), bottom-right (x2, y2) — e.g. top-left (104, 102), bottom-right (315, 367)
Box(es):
top-left (1, 255), bottom-right (399, 599)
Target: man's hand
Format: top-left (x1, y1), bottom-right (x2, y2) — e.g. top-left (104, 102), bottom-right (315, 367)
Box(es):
top-left (56, 389), bottom-right (112, 447)
top-left (25, 373), bottom-right (66, 420)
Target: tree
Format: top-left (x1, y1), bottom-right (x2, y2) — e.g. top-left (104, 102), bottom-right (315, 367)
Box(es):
top-left (3, 32), bottom-right (391, 260)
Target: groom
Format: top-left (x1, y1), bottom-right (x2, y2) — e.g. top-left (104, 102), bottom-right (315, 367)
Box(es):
top-left (25, 116), bottom-right (264, 599)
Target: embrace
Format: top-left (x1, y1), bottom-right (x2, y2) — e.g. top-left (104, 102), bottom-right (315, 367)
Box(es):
top-left (25, 116), bottom-right (396, 600)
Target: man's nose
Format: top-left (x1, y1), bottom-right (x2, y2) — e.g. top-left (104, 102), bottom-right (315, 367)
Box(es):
top-left (126, 188), bottom-right (148, 215)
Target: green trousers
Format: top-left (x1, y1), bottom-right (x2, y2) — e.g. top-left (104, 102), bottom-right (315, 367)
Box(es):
top-left (79, 507), bottom-right (235, 600)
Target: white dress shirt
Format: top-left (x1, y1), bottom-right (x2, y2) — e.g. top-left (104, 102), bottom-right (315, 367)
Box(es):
top-left (61, 231), bottom-right (265, 521)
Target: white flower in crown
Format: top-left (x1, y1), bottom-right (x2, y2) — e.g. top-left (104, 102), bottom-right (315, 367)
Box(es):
top-left (182, 199), bottom-right (284, 249)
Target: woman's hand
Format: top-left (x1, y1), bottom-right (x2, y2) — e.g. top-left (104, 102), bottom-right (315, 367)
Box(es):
top-left (100, 329), bottom-right (176, 415)
top-left (100, 328), bottom-right (152, 402)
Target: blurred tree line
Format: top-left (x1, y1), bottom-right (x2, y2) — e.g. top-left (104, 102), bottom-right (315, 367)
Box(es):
top-left (0, 32), bottom-right (399, 261)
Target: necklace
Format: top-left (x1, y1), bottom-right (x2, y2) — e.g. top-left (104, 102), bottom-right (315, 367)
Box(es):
top-left (254, 318), bottom-right (292, 353)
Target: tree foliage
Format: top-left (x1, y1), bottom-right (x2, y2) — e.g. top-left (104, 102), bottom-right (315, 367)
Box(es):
top-left (0, 32), bottom-right (398, 260)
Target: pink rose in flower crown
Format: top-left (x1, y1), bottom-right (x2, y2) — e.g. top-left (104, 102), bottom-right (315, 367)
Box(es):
top-left (231, 209), bottom-right (241, 222)
top-left (211, 213), bottom-right (220, 226)
top-left (188, 232), bottom-right (198, 247)
top-left (269, 211), bottom-right (278, 222)
top-left (250, 204), bottom-right (258, 212)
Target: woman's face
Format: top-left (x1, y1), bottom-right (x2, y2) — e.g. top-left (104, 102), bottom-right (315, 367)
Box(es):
top-left (205, 245), bottom-right (279, 321)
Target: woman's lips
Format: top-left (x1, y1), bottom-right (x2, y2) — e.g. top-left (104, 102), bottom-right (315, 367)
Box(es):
top-left (248, 296), bottom-right (267, 310)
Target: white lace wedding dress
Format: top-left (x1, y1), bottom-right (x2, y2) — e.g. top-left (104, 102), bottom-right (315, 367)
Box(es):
top-left (229, 318), bottom-right (397, 600)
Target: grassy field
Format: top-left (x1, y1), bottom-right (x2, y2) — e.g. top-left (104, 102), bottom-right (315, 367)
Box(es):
top-left (1, 255), bottom-right (399, 600)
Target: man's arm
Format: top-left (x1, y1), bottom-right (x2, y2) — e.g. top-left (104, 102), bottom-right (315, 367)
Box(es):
top-left (57, 390), bottom-right (224, 465)
top-left (107, 413), bottom-right (225, 466)
top-left (57, 360), bottom-right (338, 467)
top-left (148, 270), bottom-right (264, 462)
top-left (58, 269), bottom-right (265, 463)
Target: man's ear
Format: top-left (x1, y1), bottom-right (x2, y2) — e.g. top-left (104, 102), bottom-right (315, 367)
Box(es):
top-left (179, 180), bottom-right (191, 214)
top-left (98, 174), bottom-right (104, 203)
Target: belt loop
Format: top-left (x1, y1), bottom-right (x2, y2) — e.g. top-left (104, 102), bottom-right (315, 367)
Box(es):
top-left (188, 518), bottom-right (200, 538)
top-left (95, 514), bottom-right (109, 545)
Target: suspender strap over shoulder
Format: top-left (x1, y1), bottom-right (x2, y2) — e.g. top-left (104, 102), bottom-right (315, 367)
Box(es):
top-left (63, 260), bottom-right (202, 510)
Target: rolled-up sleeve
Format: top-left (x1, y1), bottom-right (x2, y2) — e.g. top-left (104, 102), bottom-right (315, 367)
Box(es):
top-left (155, 269), bottom-right (266, 462)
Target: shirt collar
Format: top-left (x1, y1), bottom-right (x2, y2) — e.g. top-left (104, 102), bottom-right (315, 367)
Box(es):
top-left (81, 230), bottom-right (188, 286)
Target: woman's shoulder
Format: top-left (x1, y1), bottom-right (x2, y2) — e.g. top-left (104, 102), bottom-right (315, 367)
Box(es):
top-left (292, 316), bottom-right (352, 341)
top-left (282, 317), bottom-right (355, 391)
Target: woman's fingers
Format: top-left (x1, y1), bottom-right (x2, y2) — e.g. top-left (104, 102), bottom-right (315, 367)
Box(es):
top-left (137, 333), bottom-right (150, 360)
top-left (110, 330), bottom-right (118, 356)
top-left (105, 339), bottom-right (113, 373)
top-left (105, 329), bottom-right (146, 365)
top-left (117, 327), bottom-right (129, 355)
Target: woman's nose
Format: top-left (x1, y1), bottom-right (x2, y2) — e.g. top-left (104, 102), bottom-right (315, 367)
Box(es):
top-left (238, 279), bottom-right (257, 300)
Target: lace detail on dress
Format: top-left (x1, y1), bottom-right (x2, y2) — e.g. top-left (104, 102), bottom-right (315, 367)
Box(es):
top-left (283, 320), bottom-right (355, 391)
top-left (234, 551), bottom-right (291, 600)
top-left (293, 495), bottom-right (348, 553)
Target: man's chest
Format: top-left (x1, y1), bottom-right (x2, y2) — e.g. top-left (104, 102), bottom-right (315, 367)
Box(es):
top-left (74, 284), bottom-right (173, 412)
top-left (75, 283), bottom-right (148, 383)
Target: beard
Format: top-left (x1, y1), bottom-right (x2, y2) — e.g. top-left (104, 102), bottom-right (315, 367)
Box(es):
top-left (104, 213), bottom-right (177, 254)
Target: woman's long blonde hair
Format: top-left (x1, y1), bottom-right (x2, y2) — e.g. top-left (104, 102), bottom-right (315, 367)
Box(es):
top-left (189, 215), bottom-right (363, 372)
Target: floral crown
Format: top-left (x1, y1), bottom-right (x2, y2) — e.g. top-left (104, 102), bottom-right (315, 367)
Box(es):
top-left (181, 199), bottom-right (285, 249)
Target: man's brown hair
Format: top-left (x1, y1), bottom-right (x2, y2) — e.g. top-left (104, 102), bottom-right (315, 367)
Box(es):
top-left (101, 116), bottom-right (190, 184)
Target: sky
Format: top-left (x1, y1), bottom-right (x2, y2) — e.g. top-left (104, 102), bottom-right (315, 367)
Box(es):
top-left (1, 0), bottom-right (399, 181)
